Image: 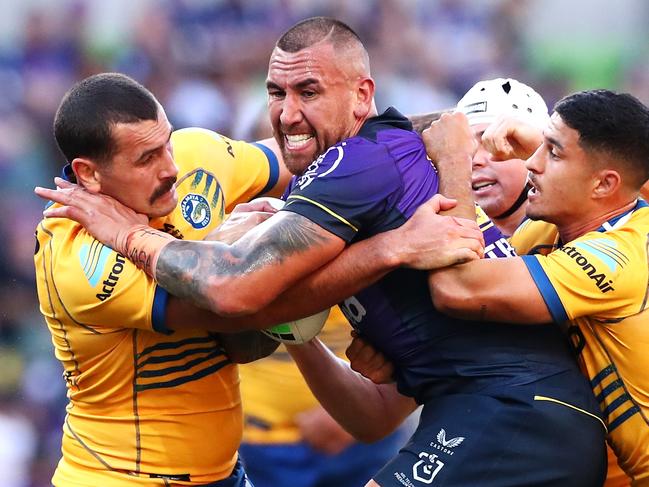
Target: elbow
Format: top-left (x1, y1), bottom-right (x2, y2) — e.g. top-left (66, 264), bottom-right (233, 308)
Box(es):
top-left (430, 283), bottom-right (468, 318)
top-left (204, 282), bottom-right (272, 317)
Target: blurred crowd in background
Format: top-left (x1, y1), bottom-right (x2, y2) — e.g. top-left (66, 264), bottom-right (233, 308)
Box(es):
top-left (1, 0), bottom-right (649, 485)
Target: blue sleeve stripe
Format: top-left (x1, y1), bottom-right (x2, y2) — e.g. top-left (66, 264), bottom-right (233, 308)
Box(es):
top-left (152, 286), bottom-right (173, 335)
top-left (521, 255), bottom-right (569, 323)
top-left (608, 405), bottom-right (641, 432)
top-left (252, 142), bottom-right (280, 196)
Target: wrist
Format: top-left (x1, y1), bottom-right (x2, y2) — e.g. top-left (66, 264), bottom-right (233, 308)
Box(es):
top-left (435, 152), bottom-right (473, 171)
top-left (115, 224), bottom-right (176, 278)
top-left (375, 231), bottom-right (405, 269)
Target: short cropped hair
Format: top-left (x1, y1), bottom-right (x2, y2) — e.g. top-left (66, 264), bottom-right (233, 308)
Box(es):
top-left (53, 73), bottom-right (158, 164)
top-left (276, 16), bottom-right (364, 53)
top-left (554, 89), bottom-right (649, 188)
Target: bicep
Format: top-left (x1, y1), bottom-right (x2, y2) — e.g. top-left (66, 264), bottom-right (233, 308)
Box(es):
top-left (429, 257), bottom-right (553, 324)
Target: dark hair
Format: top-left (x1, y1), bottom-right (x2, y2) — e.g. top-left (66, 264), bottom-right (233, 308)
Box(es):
top-left (276, 16), bottom-right (364, 53)
top-left (53, 73), bottom-right (159, 163)
top-left (554, 89), bottom-right (649, 187)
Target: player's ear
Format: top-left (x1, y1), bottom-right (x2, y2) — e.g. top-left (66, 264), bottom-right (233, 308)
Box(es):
top-left (71, 157), bottom-right (102, 193)
top-left (592, 169), bottom-right (621, 200)
top-left (354, 77), bottom-right (375, 119)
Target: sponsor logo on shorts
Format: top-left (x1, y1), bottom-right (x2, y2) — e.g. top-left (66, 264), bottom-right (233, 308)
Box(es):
top-left (412, 451), bottom-right (445, 484)
top-left (429, 428), bottom-right (465, 456)
top-left (181, 193), bottom-right (211, 229)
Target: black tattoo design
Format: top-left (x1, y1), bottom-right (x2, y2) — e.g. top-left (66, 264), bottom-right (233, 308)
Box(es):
top-left (155, 213), bottom-right (329, 310)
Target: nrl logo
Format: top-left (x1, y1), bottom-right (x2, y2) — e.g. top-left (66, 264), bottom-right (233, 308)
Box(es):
top-left (430, 429), bottom-right (465, 456)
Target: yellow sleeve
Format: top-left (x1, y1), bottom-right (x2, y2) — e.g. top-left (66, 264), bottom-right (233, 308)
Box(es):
top-left (523, 227), bottom-right (648, 322)
top-left (510, 219), bottom-right (559, 256)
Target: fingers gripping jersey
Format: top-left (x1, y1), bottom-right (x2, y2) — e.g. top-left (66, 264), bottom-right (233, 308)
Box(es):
top-left (283, 108), bottom-right (594, 411)
top-left (521, 201), bottom-right (649, 482)
top-left (34, 128), bottom-right (279, 485)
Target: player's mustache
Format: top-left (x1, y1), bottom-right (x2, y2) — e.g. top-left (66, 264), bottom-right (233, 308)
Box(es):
top-left (150, 177), bottom-right (177, 204)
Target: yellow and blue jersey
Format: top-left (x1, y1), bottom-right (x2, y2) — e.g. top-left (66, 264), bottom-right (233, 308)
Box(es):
top-left (520, 200), bottom-right (649, 483)
top-left (34, 128), bottom-right (279, 486)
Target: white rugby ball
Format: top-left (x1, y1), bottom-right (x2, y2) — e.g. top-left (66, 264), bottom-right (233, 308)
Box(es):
top-left (262, 308), bottom-right (330, 344)
top-left (250, 196), bottom-right (285, 211)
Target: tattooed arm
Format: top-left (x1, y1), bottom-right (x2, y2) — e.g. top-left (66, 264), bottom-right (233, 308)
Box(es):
top-left (164, 194), bottom-right (484, 332)
top-left (36, 180), bottom-right (484, 327)
top-left (156, 210), bottom-right (345, 316)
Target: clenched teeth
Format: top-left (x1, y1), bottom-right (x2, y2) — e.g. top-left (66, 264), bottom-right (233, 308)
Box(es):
top-left (285, 134), bottom-right (313, 149)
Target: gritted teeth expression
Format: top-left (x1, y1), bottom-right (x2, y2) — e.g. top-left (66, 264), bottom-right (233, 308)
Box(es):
top-left (285, 133), bottom-right (314, 150)
top-left (267, 42), bottom-right (361, 176)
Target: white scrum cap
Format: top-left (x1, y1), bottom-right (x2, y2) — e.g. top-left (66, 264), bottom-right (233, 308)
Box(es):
top-left (456, 78), bottom-right (550, 129)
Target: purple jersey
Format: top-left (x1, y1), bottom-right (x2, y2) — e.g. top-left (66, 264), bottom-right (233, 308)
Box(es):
top-left (283, 108), bottom-right (597, 411)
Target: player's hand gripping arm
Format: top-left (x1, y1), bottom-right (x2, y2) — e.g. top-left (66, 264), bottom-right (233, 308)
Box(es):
top-left (37, 177), bottom-right (346, 316)
top-left (35, 181), bottom-right (484, 329)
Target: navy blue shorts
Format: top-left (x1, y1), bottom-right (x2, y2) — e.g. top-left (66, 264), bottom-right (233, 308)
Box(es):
top-left (374, 393), bottom-right (606, 487)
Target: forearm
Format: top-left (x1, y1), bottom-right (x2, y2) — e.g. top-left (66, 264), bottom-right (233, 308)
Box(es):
top-left (437, 153), bottom-right (475, 220)
top-left (408, 109), bottom-right (452, 134)
top-left (261, 232), bottom-right (400, 322)
top-left (165, 231), bottom-right (400, 332)
top-left (153, 212), bottom-right (343, 316)
top-left (428, 257), bottom-right (552, 323)
top-left (287, 339), bottom-right (416, 442)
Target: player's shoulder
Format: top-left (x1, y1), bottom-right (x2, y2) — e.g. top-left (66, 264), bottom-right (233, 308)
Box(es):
top-left (171, 128), bottom-right (235, 157)
top-left (510, 218), bottom-right (558, 256)
top-left (171, 128), bottom-right (268, 172)
top-left (583, 201), bottom-right (649, 252)
top-left (171, 127), bottom-right (228, 144)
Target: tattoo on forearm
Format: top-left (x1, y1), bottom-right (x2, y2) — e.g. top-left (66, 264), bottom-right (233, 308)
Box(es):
top-left (155, 213), bottom-right (329, 308)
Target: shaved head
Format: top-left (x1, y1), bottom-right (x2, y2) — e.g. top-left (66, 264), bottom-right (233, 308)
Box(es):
top-left (275, 16), bottom-right (370, 76)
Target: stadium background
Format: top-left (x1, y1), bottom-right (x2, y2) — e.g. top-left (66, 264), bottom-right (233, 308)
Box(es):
top-left (1, 0), bottom-right (648, 485)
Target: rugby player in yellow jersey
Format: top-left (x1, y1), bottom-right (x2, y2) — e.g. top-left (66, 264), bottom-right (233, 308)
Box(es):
top-left (449, 78), bottom-right (630, 487)
top-left (426, 89), bottom-right (649, 485)
top-left (35, 72), bottom-right (483, 486)
top-left (34, 72), bottom-right (293, 486)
